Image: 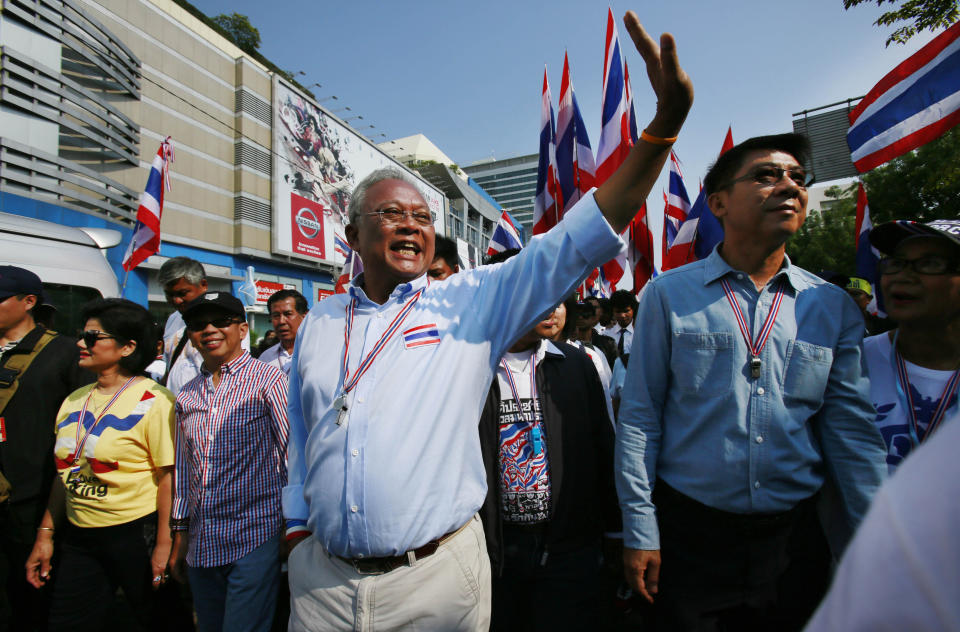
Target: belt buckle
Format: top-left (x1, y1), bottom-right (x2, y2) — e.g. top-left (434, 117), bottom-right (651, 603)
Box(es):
top-left (351, 558), bottom-right (386, 575)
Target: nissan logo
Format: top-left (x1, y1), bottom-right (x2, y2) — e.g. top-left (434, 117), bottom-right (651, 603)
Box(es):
top-left (295, 207), bottom-right (322, 239)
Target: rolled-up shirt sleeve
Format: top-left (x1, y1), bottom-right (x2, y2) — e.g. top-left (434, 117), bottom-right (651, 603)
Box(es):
top-left (615, 281), bottom-right (671, 550)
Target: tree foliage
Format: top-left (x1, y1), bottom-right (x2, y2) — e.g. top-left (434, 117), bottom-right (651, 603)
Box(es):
top-left (787, 126), bottom-right (960, 274)
top-left (844, 0), bottom-right (959, 45)
top-left (211, 13), bottom-right (261, 54)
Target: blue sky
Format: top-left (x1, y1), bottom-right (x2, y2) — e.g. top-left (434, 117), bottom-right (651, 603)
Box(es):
top-left (192, 0), bottom-right (937, 252)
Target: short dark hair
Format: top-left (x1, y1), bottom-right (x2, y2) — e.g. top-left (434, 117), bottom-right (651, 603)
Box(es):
top-left (267, 289), bottom-right (308, 315)
top-left (485, 248), bottom-right (521, 266)
top-left (610, 289), bottom-right (638, 311)
top-left (560, 294), bottom-right (579, 340)
top-left (433, 235), bottom-right (460, 270)
top-left (80, 298), bottom-right (159, 375)
top-left (703, 133), bottom-right (811, 196)
top-left (583, 296), bottom-right (600, 309)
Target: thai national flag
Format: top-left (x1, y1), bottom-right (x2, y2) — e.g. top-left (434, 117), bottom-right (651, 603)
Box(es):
top-left (122, 137), bottom-right (173, 271)
top-left (556, 53), bottom-right (596, 215)
top-left (487, 210), bottom-right (524, 256)
top-left (595, 8), bottom-right (631, 186)
top-left (854, 182), bottom-right (885, 315)
top-left (848, 21), bottom-right (960, 173)
top-left (627, 202), bottom-right (657, 293)
top-left (662, 128), bottom-right (733, 271)
top-left (663, 151), bottom-right (691, 254)
top-left (402, 323), bottom-right (441, 349)
top-left (533, 68), bottom-right (561, 235)
top-left (334, 233), bottom-right (351, 259)
top-left (624, 60), bottom-right (640, 145)
top-left (334, 247), bottom-right (363, 294)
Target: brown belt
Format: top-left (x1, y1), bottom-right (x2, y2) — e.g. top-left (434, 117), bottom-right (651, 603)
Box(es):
top-left (337, 518), bottom-right (472, 575)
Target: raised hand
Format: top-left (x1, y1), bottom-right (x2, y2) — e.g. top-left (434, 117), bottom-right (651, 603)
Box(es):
top-left (622, 11), bottom-right (693, 138)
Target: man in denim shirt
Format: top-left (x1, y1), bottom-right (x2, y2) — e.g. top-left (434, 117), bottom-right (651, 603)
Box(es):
top-left (615, 134), bottom-right (887, 631)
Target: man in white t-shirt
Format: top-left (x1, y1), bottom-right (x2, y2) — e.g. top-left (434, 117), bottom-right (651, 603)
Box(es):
top-left (258, 289), bottom-right (307, 375)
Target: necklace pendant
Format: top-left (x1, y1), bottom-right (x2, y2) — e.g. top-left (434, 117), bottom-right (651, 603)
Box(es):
top-left (750, 356), bottom-right (762, 379)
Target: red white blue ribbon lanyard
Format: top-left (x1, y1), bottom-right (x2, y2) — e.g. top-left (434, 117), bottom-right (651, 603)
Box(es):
top-left (500, 352), bottom-right (543, 455)
top-left (334, 287), bottom-right (426, 424)
top-left (890, 331), bottom-right (960, 446)
top-left (73, 376), bottom-right (138, 467)
top-left (720, 278), bottom-right (785, 379)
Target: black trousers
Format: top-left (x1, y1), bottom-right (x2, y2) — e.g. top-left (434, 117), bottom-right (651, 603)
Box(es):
top-left (46, 514), bottom-right (190, 632)
top-left (0, 499), bottom-right (50, 632)
top-left (491, 524), bottom-right (602, 632)
top-left (652, 481), bottom-right (831, 632)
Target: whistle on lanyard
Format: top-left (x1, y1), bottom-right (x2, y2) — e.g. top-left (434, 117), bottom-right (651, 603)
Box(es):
top-left (531, 425), bottom-right (543, 456)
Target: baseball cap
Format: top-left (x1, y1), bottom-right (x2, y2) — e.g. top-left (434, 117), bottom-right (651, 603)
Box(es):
top-left (0, 266), bottom-right (44, 302)
top-left (869, 219), bottom-right (960, 256)
top-left (181, 292), bottom-right (245, 320)
top-left (845, 277), bottom-right (873, 296)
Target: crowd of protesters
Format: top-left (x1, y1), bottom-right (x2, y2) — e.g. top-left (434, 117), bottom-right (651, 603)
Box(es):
top-left (1, 12), bottom-right (959, 632)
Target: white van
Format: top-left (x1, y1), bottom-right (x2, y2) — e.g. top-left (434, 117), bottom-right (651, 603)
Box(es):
top-left (0, 211), bottom-right (122, 333)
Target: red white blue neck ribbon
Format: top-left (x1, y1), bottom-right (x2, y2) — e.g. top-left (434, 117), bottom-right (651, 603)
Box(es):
top-left (500, 351), bottom-right (542, 454)
top-left (339, 287), bottom-right (425, 398)
top-left (891, 331), bottom-right (960, 446)
top-left (720, 277), bottom-right (785, 376)
top-left (73, 376), bottom-right (139, 465)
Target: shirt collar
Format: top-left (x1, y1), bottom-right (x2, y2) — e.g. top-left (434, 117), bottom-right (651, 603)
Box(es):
top-left (348, 273), bottom-right (429, 304)
top-left (201, 350), bottom-right (251, 377)
top-left (702, 244), bottom-right (803, 292)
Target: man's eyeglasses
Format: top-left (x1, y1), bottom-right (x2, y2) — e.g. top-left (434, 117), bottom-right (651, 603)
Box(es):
top-left (185, 316), bottom-right (242, 331)
top-left (79, 330), bottom-right (121, 348)
top-left (878, 255), bottom-right (958, 276)
top-left (367, 208), bottom-right (436, 226)
top-left (723, 165), bottom-right (814, 190)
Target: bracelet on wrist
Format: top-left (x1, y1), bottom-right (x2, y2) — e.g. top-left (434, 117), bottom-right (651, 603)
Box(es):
top-left (640, 129), bottom-right (678, 146)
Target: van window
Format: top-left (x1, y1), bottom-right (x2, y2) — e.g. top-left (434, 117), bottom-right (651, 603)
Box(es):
top-left (39, 283), bottom-right (103, 334)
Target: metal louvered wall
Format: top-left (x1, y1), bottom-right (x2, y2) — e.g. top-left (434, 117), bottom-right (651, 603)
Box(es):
top-left (234, 195), bottom-right (271, 226)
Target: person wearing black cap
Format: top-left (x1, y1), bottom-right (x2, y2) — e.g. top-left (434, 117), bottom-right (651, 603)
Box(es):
top-left (166, 292), bottom-right (289, 632)
top-left (0, 265), bottom-right (89, 631)
top-left (863, 219), bottom-right (960, 473)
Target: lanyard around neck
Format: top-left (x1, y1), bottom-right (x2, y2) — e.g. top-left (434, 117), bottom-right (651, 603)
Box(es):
top-left (73, 376), bottom-right (138, 465)
top-left (720, 278), bottom-right (785, 378)
top-left (500, 352), bottom-right (542, 454)
top-left (339, 287), bottom-right (425, 397)
top-left (890, 330), bottom-right (960, 446)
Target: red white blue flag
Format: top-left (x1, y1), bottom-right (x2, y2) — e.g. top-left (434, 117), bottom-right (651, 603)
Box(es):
top-left (334, 246), bottom-right (363, 294)
top-left (122, 137), bottom-right (173, 271)
top-left (663, 150), bottom-right (691, 256)
top-left (624, 60), bottom-right (640, 145)
top-left (854, 182), bottom-right (885, 315)
top-left (627, 202), bottom-right (657, 293)
top-left (533, 68), bottom-right (561, 235)
top-left (595, 8), bottom-right (630, 185)
top-left (556, 53), bottom-right (596, 215)
top-left (662, 128), bottom-right (733, 271)
top-left (848, 20), bottom-right (960, 172)
top-left (487, 210), bottom-right (524, 256)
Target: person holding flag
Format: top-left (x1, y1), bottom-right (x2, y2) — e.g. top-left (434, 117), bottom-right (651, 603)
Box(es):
top-left (615, 133), bottom-right (887, 630)
top-left (282, 12), bottom-right (693, 631)
top-left (862, 218), bottom-right (960, 474)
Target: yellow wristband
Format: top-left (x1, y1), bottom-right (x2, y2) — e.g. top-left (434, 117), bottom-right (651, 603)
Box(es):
top-left (640, 129), bottom-right (678, 145)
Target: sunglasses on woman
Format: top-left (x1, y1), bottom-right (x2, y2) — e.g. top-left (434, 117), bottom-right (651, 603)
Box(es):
top-left (78, 330), bottom-right (121, 348)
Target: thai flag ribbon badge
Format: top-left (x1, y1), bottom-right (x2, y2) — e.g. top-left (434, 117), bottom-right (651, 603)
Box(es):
top-left (402, 323), bottom-right (441, 349)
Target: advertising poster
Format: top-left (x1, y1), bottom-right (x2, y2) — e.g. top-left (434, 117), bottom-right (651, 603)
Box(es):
top-left (272, 79), bottom-right (446, 266)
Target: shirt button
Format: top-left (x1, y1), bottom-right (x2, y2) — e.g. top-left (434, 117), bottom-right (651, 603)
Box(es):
top-left (377, 313), bottom-right (384, 319)
top-left (357, 397), bottom-right (364, 403)
top-left (756, 436), bottom-right (764, 444)
top-left (350, 505), bottom-right (358, 513)
top-left (207, 435), bottom-right (213, 441)
top-left (351, 449), bottom-right (359, 457)
top-left (757, 387), bottom-right (765, 395)
top-left (210, 407), bottom-right (217, 413)
top-left (737, 274), bottom-right (744, 280)
top-left (357, 553), bottom-right (364, 558)
top-left (754, 481), bottom-right (761, 489)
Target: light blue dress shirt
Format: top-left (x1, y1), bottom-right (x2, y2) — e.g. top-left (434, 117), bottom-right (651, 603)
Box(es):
top-left (615, 247), bottom-right (887, 551)
top-left (283, 192), bottom-right (623, 557)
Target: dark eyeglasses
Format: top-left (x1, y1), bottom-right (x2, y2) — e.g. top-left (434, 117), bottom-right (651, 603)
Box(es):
top-left (79, 330), bottom-right (121, 348)
top-left (185, 315), bottom-right (242, 332)
top-left (366, 207), bottom-right (436, 226)
top-left (878, 255), bottom-right (958, 276)
top-left (723, 165), bottom-right (814, 190)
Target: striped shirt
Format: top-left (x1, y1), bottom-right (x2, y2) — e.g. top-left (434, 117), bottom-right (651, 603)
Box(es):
top-left (172, 351), bottom-right (289, 567)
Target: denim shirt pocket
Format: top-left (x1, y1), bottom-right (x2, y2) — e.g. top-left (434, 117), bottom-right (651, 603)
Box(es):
top-left (671, 332), bottom-right (736, 395)
top-left (781, 340), bottom-right (834, 406)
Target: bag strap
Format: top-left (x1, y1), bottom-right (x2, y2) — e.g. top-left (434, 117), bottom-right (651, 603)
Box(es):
top-left (0, 329), bottom-right (58, 416)
top-left (160, 330), bottom-right (190, 387)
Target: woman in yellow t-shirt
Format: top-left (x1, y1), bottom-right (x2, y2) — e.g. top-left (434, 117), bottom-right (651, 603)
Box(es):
top-left (25, 298), bottom-right (176, 631)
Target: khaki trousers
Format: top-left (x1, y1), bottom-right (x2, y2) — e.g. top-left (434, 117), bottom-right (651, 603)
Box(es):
top-left (288, 515), bottom-right (491, 631)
